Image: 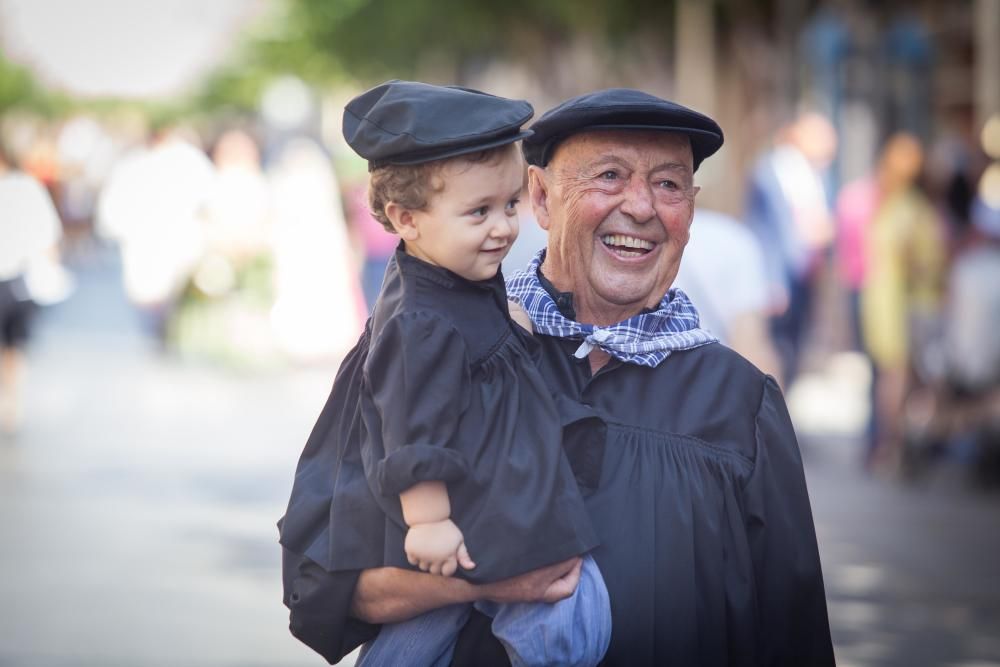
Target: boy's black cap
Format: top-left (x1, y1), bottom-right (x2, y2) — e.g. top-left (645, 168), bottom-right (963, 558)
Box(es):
top-left (522, 88), bottom-right (724, 171)
top-left (343, 80), bottom-right (534, 169)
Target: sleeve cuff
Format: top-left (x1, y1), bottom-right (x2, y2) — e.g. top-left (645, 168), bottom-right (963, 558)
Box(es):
top-left (376, 445), bottom-right (471, 496)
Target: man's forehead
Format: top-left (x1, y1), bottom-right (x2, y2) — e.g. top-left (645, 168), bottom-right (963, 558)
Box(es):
top-left (550, 129), bottom-right (694, 169)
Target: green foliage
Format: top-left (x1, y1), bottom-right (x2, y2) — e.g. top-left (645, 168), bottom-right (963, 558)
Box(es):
top-left (262, 0), bottom-right (678, 84)
top-left (0, 52), bottom-right (57, 115)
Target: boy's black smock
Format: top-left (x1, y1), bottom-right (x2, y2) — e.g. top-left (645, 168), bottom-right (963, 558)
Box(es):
top-left (279, 247), bottom-right (600, 598)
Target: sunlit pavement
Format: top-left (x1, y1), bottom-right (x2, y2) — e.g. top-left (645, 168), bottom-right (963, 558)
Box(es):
top-left (1, 249), bottom-right (998, 667)
top-left (805, 437), bottom-right (1000, 667)
top-left (0, 248), bottom-right (334, 666)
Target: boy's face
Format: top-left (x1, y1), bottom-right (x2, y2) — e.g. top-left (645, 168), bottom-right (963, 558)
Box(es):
top-left (404, 151), bottom-right (524, 281)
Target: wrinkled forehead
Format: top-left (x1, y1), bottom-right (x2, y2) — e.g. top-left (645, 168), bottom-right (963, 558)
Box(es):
top-left (548, 129), bottom-right (694, 172)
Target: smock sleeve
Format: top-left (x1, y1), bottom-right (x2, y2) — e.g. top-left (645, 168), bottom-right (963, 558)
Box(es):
top-left (366, 312), bottom-right (473, 496)
top-left (742, 376), bottom-right (835, 666)
top-left (281, 547), bottom-right (377, 665)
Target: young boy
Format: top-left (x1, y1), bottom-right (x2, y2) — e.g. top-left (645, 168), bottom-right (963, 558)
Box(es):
top-left (280, 80), bottom-right (610, 666)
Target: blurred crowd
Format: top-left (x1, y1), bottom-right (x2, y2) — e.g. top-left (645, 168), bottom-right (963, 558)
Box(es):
top-left (728, 109), bottom-right (1000, 484)
top-left (0, 111), bottom-right (388, 368)
top-left (1, 99), bottom-right (999, 483)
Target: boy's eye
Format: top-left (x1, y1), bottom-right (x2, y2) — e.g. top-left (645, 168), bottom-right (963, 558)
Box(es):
top-left (505, 198), bottom-right (520, 214)
top-left (470, 206), bottom-right (488, 217)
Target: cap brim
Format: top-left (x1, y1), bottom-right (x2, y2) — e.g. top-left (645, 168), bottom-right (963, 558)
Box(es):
top-left (372, 129), bottom-right (533, 169)
top-left (532, 124), bottom-right (723, 169)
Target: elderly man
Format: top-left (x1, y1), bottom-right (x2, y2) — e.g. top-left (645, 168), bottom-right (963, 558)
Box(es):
top-left (281, 89), bottom-right (834, 666)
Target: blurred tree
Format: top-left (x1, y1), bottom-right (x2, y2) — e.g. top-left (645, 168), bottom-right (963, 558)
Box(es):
top-left (258, 0), bottom-right (678, 84)
top-left (0, 52), bottom-right (66, 116)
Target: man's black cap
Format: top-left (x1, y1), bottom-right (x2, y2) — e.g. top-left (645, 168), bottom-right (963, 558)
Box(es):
top-left (343, 80), bottom-right (534, 169)
top-left (522, 88), bottom-right (724, 171)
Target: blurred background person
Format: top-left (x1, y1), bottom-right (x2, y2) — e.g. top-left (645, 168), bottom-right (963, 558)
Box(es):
top-left (674, 208), bottom-right (783, 385)
top-left (169, 128), bottom-right (277, 366)
top-left (935, 189), bottom-right (1000, 484)
top-left (0, 142), bottom-right (68, 435)
top-left (745, 111), bottom-right (838, 384)
top-left (835, 161), bottom-right (881, 354)
top-left (96, 126), bottom-right (215, 346)
top-left (54, 115), bottom-right (116, 261)
top-left (860, 133), bottom-right (947, 472)
top-left (267, 138), bottom-right (365, 363)
top-left (345, 180), bottom-right (396, 313)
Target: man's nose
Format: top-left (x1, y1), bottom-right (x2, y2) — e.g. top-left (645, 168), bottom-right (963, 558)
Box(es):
top-left (619, 178), bottom-right (655, 223)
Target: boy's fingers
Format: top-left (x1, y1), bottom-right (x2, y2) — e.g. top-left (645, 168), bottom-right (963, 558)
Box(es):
top-left (429, 561), bottom-right (443, 576)
top-left (458, 542), bottom-right (476, 569)
top-left (441, 557), bottom-right (457, 577)
top-left (407, 553), bottom-right (417, 566)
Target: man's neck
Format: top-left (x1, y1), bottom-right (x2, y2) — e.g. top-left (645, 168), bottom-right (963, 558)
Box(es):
top-left (538, 263), bottom-right (651, 327)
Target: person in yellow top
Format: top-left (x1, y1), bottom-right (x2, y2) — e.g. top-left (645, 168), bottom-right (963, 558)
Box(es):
top-left (861, 132), bottom-right (947, 469)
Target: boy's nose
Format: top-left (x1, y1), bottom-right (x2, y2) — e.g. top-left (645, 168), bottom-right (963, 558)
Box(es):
top-left (490, 215), bottom-right (515, 239)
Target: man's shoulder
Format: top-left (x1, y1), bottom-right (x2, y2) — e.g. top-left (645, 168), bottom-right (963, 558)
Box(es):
top-left (674, 340), bottom-right (768, 379)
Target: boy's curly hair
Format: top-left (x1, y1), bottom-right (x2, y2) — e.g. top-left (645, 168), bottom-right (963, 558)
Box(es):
top-left (367, 143), bottom-right (518, 233)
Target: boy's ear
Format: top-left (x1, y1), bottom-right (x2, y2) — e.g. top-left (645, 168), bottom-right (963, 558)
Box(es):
top-left (385, 202), bottom-right (420, 241)
top-left (527, 166), bottom-right (551, 230)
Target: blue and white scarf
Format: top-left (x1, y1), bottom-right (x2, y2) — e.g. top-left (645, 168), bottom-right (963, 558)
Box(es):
top-left (506, 251), bottom-right (717, 368)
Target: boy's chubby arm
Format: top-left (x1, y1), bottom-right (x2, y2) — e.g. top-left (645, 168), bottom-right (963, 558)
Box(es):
top-left (400, 481), bottom-right (475, 577)
top-left (507, 299), bottom-right (534, 333)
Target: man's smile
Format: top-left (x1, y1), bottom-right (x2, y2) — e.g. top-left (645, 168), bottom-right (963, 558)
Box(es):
top-left (600, 234), bottom-right (656, 257)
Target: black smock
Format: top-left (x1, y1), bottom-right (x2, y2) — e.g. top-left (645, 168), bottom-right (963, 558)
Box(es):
top-left (278, 250), bottom-right (600, 650)
top-left (279, 267), bottom-right (834, 666)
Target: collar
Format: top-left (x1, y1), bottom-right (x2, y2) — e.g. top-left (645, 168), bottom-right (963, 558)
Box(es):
top-left (536, 265), bottom-right (577, 319)
top-left (393, 241), bottom-right (509, 303)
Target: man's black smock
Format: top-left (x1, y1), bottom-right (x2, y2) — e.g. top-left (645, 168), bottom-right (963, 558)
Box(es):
top-left (279, 266), bottom-right (834, 666)
top-left (278, 250), bottom-right (600, 654)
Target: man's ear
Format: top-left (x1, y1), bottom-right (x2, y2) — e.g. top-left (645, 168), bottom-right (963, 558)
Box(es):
top-left (685, 186), bottom-right (701, 228)
top-left (527, 166), bottom-right (551, 230)
top-left (385, 202), bottom-right (419, 241)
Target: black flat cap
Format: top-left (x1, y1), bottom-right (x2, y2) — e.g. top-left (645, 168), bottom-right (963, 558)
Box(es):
top-left (522, 88), bottom-right (724, 171)
top-left (343, 80), bottom-right (534, 169)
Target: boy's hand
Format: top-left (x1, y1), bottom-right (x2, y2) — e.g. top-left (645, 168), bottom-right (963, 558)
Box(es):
top-left (405, 519), bottom-right (476, 576)
top-left (508, 299), bottom-right (534, 333)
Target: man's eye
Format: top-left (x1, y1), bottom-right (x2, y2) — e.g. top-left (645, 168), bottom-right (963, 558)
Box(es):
top-left (600, 170), bottom-right (618, 180)
top-left (658, 179), bottom-right (679, 190)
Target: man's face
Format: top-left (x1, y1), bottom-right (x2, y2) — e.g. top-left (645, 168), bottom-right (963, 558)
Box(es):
top-left (529, 130), bottom-right (699, 325)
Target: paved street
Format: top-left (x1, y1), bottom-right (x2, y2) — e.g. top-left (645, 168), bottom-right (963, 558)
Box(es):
top-left (1, 249), bottom-right (998, 667)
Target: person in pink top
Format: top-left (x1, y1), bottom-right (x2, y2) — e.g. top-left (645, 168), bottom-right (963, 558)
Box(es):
top-left (835, 175), bottom-right (881, 350)
top-left (348, 182), bottom-right (399, 312)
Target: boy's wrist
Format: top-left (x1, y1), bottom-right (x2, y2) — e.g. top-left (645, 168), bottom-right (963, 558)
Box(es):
top-left (400, 480), bottom-right (451, 526)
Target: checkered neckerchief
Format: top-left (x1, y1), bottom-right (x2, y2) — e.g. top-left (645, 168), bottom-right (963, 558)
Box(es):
top-left (506, 251), bottom-right (717, 368)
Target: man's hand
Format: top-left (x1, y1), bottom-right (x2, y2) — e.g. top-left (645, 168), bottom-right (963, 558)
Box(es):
top-left (351, 557), bottom-right (583, 625)
top-left (479, 556), bottom-right (582, 604)
top-left (405, 519), bottom-right (476, 576)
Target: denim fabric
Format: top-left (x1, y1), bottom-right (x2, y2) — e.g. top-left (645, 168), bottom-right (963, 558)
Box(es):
top-left (356, 603), bottom-right (471, 667)
top-left (357, 556), bottom-right (611, 667)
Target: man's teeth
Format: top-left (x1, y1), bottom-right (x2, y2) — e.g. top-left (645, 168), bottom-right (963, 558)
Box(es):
top-left (601, 235), bottom-right (654, 250)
